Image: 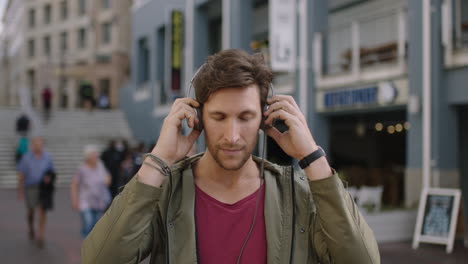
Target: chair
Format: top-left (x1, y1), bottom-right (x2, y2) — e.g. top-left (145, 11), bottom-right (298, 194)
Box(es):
top-left (357, 186), bottom-right (383, 212)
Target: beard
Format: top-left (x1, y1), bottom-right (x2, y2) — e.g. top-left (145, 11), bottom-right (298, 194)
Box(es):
top-left (205, 135), bottom-right (258, 171)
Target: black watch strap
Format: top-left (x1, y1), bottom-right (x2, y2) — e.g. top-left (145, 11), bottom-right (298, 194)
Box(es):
top-left (298, 147), bottom-right (326, 169)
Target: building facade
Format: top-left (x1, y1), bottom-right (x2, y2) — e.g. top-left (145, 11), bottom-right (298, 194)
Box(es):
top-left (0, 0), bottom-right (132, 109)
top-left (120, 0), bottom-right (468, 241)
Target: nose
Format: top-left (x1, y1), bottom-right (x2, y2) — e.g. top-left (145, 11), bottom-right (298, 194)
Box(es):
top-left (223, 119), bottom-right (240, 144)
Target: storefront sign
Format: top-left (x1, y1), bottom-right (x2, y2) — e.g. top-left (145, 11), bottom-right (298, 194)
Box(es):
top-left (322, 81), bottom-right (398, 110)
top-left (269, 0), bottom-right (296, 72)
top-left (324, 86), bottom-right (378, 108)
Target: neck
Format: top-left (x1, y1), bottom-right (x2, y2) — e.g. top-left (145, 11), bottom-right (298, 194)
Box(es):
top-left (33, 150), bottom-right (42, 157)
top-left (194, 151), bottom-right (259, 188)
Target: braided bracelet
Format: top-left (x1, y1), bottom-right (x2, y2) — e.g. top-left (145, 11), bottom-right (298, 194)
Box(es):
top-left (142, 153), bottom-right (172, 176)
top-left (142, 161), bottom-right (166, 175)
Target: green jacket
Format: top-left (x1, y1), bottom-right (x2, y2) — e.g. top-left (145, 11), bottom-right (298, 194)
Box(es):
top-left (82, 154), bottom-right (380, 263)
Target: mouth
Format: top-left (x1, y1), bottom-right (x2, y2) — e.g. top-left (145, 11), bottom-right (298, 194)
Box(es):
top-left (220, 148), bottom-right (242, 155)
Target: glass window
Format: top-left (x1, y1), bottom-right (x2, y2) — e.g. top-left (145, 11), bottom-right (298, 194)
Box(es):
top-left (138, 37), bottom-right (150, 85)
top-left (28, 39), bottom-right (35, 57)
top-left (78, 0), bottom-right (86, 15)
top-left (29, 9), bottom-right (36, 28)
top-left (61, 1), bottom-right (68, 20)
top-left (60, 32), bottom-right (68, 52)
top-left (101, 22), bottom-right (112, 44)
top-left (102, 0), bottom-right (111, 9)
top-left (78, 28), bottom-right (87, 49)
top-left (43, 36), bottom-right (51, 56)
top-left (44, 4), bottom-right (52, 24)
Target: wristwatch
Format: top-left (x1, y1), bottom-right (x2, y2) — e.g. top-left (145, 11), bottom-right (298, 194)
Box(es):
top-left (298, 146), bottom-right (326, 169)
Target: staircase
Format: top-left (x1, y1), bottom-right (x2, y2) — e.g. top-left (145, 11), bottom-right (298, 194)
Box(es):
top-left (0, 107), bottom-right (133, 188)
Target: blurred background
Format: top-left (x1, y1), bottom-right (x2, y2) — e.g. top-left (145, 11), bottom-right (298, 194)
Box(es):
top-left (0, 0), bottom-right (468, 263)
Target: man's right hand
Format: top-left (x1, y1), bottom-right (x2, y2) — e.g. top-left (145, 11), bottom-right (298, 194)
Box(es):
top-left (151, 98), bottom-right (202, 166)
top-left (137, 98), bottom-right (202, 188)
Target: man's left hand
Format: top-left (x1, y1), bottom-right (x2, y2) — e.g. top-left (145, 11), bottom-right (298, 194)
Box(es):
top-left (263, 95), bottom-right (318, 160)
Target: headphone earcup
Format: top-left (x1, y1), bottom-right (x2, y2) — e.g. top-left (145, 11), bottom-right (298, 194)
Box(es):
top-left (194, 107), bottom-right (204, 131)
top-left (260, 105), bottom-right (272, 131)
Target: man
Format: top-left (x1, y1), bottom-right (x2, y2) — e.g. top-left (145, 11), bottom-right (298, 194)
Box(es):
top-left (15, 113), bottom-right (30, 136)
top-left (17, 137), bottom-right (55, 248)
top-left (101, 140), bottom-right (123, 198)
top-left (41, 86), bottom-right (52, 121)
top-left (82, 49), bottom-right (380, 263)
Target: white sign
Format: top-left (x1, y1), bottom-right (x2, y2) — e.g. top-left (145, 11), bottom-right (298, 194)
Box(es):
top-left (269, 0), bottom-right (296, 72)
top-left (412, 188), bottom-right (461, 253)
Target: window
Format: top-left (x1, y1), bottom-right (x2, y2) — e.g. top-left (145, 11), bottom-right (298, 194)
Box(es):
top-left (60, 1), bottom-right (68, 20)
top-left (138, 37), bottom-right (150, 85)
top-left (101, 22), bottom-right (111, 44)
top-left (78, 28), bottom-right (87, 49)
top-left (43, 35), bottom-right (51, 56)
top-left (29, 9), bottom-right (36, 28)
top-left (60, 32), bottom-right (68, 53)
top-left (102, 0), bottom-right (111, 9)
top-left (44, 4), bottom-right (52, 24)
top-left (28, 39), bottom-right (35, 58)
top-left (156, 26), bottom-right (167, 104)
top-left (78, 0), bottom-right (86, 15)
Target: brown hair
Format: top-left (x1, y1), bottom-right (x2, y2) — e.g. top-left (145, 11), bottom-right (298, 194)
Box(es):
top-left (192, 49), bottom-right (273, 107)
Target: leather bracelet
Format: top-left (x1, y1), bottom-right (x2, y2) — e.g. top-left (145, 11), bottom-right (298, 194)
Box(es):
top-left (142, 153), bottom-right (171, 176)
top-left (298, 147), bottom-right (326, 169)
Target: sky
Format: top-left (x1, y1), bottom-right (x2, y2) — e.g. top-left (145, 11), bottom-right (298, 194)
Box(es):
top-left (0, 0), bottom-right (6, 34)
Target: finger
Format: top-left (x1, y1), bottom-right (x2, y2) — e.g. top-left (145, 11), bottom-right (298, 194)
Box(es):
top-left (169, 106), bottom-right (198, 128)
top-left (178, 104), bottom-right (198, 128)
top-left (265, 126), bottom-right (282, 143)
top-left (264, 100), bottom-right (297, 116)
top-left (187, 129), bottom-right (202, 145)
top-left (173, 97), bottom-right (200, 109)
top-left (264, 109), bottom-right (299, 128)
top-left (267, 95), bottom-right (305, 123)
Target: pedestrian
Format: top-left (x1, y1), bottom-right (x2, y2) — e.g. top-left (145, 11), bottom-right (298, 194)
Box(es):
top-left (119, 151), bottom-right (134, 188)
top-left (17, 136), bottom-right (55, 249)
top-left (16, 113), bottom-right (30, 136)
top-left (70, 145), bottom-right (111, 238)
top-left (100, 140), bottom-right (122, 198)
top-left (41, 86), bottom-right (52, 121)
top-left (97, 91), bottom-right (110, 109)
top-left (131, 142), bottom-right (146, 175)
top-left (15, 136), bottom-right (29, 164)
top-left (82, 49), bottom-right (380, 263)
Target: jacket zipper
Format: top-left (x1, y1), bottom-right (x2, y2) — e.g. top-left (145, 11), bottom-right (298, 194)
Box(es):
top-left (289, 167), bottom-right (296, 264)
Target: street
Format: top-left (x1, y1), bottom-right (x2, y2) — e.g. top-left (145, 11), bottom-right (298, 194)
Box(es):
top-left (1, 188), bottom-right (467, 263)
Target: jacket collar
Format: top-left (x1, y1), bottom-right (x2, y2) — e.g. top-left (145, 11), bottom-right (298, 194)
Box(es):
top-left (167, 153), bottom-right (293, 263)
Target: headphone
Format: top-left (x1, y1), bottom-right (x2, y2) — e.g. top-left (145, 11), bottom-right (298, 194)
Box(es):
top-left (187, 63), bottom-right (274, 264)
top-left (187, 64), bottom-right (274, 132)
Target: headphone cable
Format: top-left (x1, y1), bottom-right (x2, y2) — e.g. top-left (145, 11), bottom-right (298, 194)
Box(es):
top-left (236, 132), bottom-right (267, 264)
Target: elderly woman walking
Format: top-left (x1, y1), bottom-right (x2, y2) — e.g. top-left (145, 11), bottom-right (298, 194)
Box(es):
top-left (70, 145), bottom-right (111, 238)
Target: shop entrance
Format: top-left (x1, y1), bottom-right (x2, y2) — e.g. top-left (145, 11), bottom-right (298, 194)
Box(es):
top-left (329, 110), bottom-right (407, 208)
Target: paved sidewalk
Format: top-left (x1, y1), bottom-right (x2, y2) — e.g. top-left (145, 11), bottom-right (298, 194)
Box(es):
top-left (1, 188), bottom-right (467, 263)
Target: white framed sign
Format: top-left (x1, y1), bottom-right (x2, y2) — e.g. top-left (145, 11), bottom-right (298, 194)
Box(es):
top-left (412, 188), bottom-right (461, 253)
top-left (269, 0), bottom-right (296, 72)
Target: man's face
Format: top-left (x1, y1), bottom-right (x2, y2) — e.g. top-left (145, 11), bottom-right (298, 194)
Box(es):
top-left (203, 85), bottom-right (262, 171)
top-left (32, 137), bottom-right (44, 153)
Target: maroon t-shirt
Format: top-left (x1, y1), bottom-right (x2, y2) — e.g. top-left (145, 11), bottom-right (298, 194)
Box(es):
top-left (195, 183), bottom-right (267, 264)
